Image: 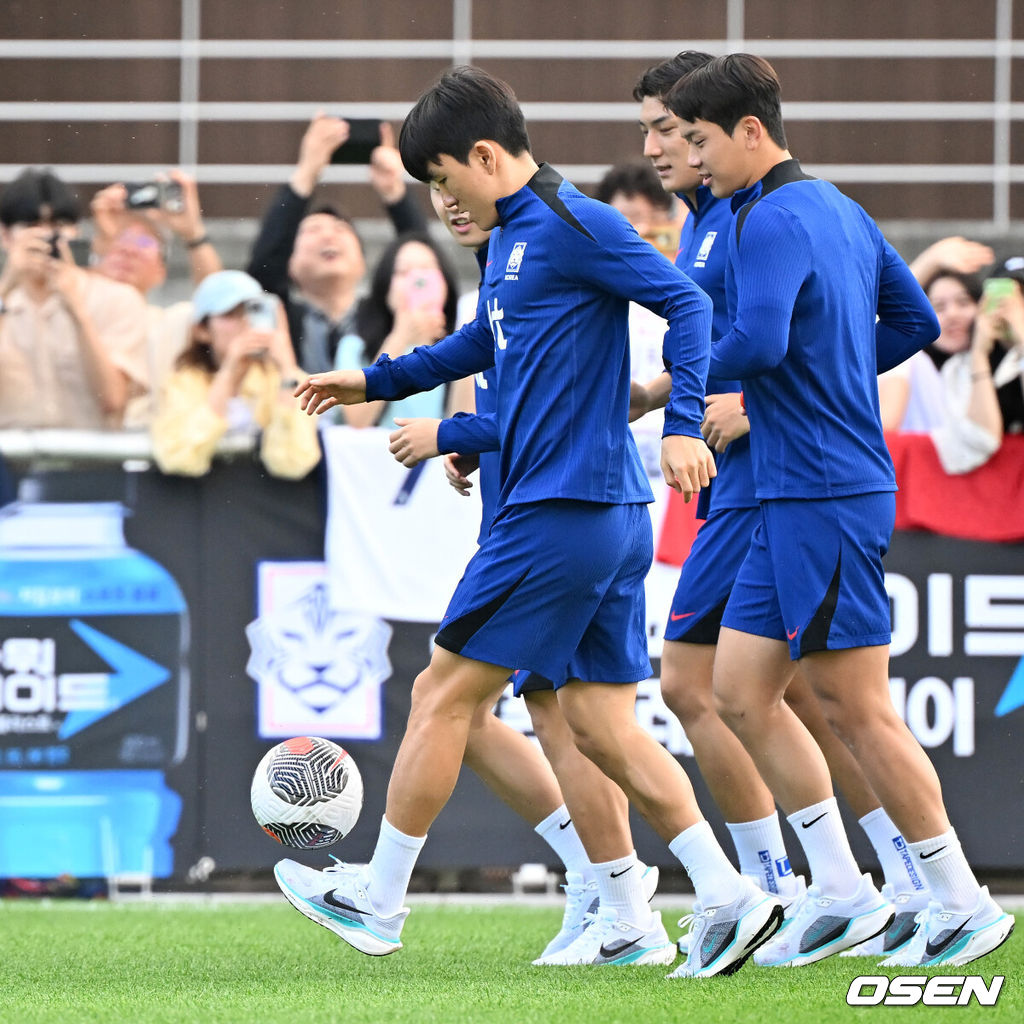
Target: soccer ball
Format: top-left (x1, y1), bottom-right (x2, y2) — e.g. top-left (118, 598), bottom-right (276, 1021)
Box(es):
top-left (251, 736), bottom-right (363, 849)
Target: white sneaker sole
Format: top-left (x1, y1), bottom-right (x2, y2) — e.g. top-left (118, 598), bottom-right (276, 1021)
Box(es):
top-left (625, 943), bottom-right (678, 966)
top-left (928, 915), bottom-right (1015, 967)
top-left (274, 864), bottom-right (402, 957)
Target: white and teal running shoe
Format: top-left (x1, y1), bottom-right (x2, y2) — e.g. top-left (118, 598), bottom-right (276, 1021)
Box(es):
top-left (274, 857), bottom-right (408, 956)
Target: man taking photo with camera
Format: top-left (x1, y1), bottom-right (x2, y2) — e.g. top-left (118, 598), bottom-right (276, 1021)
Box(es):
top-left (0, 167), bottom-right (148, 431)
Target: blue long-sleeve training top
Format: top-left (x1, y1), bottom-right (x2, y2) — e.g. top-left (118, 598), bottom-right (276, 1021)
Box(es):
top-left (712, 159), bottom-right (939, 500)
top-left (364, 163), bottom-right (713, 512)
top-left (435, 247), bottom-right (501, 543)
top-left (676, 185), bottom-right (756, 516)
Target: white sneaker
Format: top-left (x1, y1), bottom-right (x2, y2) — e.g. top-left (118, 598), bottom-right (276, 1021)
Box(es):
top-left (753, 873), bottom-right (892, 967)
top-left (535, 862), bottom-right (659, 962)
top-left (667, 879), bottom-right (783, 979)
top-left (679, 875), bottom-right (804, 957)
top-left (534, 906), bottom-right (676, 966)
top-left (274, 857), bottom-right (408, 956)
top-left (538, 872), bottom-right (599, 959)
top-left (840, 883), bottom-right (929, 958)
top-left (879, 886), bottom-right (1014, 968)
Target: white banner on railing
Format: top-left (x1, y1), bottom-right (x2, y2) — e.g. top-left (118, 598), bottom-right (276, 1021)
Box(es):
top-left (321, 426), bottom-right (482, 624)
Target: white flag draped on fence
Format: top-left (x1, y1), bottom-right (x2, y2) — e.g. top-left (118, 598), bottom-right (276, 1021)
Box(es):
top-left (322, 425), bottom-right (483, 623)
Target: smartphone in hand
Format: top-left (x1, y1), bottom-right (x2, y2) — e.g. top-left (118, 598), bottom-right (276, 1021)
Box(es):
top-left (399, 267), bottom-right (446, 314)
top-left (982, 277), bottom-right (1016, 312)
top-left (330, 119), bottom-right (384, 164)
top-left (245, 294), bottom-right (278, 332)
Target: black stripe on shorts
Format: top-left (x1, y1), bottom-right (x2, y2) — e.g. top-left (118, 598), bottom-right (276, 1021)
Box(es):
top-left (798, 552), bottom-right (842, 656)
top-left (434, 570), bottom-right (530, 656)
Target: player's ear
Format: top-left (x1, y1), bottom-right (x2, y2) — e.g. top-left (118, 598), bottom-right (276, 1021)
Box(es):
top-left (741, 116), bottom-right (765, 150)
top-left (471, 141), bottom-right (499, 175)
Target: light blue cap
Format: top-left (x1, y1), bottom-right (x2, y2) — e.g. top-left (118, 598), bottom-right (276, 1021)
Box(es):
top-left (191, 270), bottom-right (264, 323)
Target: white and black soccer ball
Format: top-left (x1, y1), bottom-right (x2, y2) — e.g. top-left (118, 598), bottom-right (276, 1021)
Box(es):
top-left (251, 736), bottom-right (363, 849)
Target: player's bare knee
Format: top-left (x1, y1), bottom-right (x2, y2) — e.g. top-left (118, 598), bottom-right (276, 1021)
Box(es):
top-left (712, 688), bottom-right (747, 733)
top-left (407, 667), bottom-right (475, 724)
top-left (661, 678), bottom-right (714, 728)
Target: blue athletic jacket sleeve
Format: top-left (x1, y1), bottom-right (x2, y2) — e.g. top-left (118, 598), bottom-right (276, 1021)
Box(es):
top-left (713, 197), bottom-right (936, 382)
top-left (875, 241), bottom-right (940, 373)
top-left (551, 204), bottom-right (713, 439)
top-left (710, 202), bottom-right (812, 380)
top-left (711, 159), bottom-right (937, 499)
top-left (436, 411), bottom-right (500, 455)
top-left (362, 316), bottom-right (495, 402)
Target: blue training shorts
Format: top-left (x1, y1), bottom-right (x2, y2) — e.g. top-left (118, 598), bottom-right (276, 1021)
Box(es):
top-left (665, 505), bottom-right (760, 645)
top-left (435, 499), bottom-right (653, 687)
top-left (721, 492), bottom-right (895, 659)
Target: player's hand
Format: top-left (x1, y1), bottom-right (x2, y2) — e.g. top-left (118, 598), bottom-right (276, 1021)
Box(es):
top-left (294, 369), bottom-right (367, 415)
top-left (388, 417), bottom-right (442, 467)
top-left (661, 434), bottom-right (716, 502)
top-left (444, 452), bottom-right (478, 496)
top-left (701, 392), bottom-right (750, 453)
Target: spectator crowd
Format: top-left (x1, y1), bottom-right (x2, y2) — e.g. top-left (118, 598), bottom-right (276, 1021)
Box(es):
top-left (1, 113), bottom-right (1023, 488)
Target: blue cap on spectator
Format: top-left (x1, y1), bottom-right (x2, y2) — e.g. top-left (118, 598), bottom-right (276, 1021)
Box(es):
top-left (191, 270), bottom-right (264, 323)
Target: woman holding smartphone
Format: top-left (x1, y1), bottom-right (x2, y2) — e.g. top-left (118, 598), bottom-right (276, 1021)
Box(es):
top-left (151, 270), bottom-right (321, 479)
top-left (332, 232), bottom-right (463, 428)
top-left (878, 253), bottom-right (1024, 474)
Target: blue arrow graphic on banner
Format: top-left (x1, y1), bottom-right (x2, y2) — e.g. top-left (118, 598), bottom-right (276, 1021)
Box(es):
top-left (58, 619), bottom-right (170, 739)
top-left (995, 656), bottom-right (1024, 718)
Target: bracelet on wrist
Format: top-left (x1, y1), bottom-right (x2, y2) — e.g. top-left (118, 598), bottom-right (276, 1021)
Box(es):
top-left (186, 234), bottom-right (210, 249)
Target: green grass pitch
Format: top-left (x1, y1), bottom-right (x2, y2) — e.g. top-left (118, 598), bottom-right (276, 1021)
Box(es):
top-left (1, 899), bottom-right (1020, 1024)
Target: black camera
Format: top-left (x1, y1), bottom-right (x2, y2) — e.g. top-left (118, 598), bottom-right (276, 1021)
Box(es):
top-left (125, 181), bottom-right (185, 214)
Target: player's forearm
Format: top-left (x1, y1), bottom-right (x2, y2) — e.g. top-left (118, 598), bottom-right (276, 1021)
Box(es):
top-left (661, 288), bottom-right (712, 437)
top-left (875, 248), bottom-right (941, 373)
top-left (709, 319), bottom-right (789, 380)
top-left (364, 326), bottom-right (493, 402)
top-left (437, 411), bottom-right (500, 455)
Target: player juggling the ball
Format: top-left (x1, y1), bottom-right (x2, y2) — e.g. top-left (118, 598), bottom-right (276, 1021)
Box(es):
top-left (274, 65), bottom-right (785, 977)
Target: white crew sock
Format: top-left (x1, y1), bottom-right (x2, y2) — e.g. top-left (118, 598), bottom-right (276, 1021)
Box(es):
top-left (670, 820), bottom-right (745, 908)
top-left (726, 811), bottom-right (801, 900)
top-left (534, 805), bottom-right (595, 884)
top-left (858, 807), bottom-right (927, 894)
top-left (786, 797), bottom-right (861, 898)
top-left (365, 815), bottom-right (427, 917)
top-left (592, 850), bottom-right (650, 928)
top-left (908, 830), bottom-right (981, 914)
